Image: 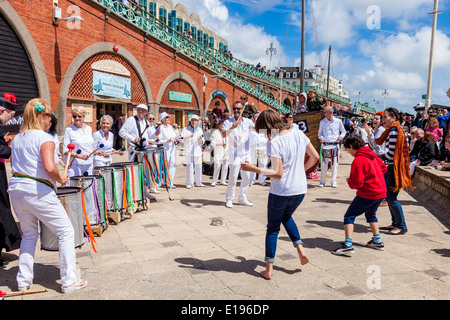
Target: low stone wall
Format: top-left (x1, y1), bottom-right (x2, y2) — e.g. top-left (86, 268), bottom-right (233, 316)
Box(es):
top-left (408, 165), bottom-right (450, 227)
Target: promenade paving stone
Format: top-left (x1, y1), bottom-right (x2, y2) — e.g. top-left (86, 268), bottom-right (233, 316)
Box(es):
top-left (1, 148), bottom-right (449, 301)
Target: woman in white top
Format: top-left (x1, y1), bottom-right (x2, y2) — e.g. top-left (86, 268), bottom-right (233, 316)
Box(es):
top-left (181, 115), bottom-right (204, 188)
top-left (92, 115), bottom-right (123, 167)
top-left (8, 98), bottom-right (87, 293)
top-left (210, 120), bottom-right (228, 186)
top-left (241, 109), bottom-right (319, 280)
top-left (157, 112), bottom-right (177, 184)
top-left (63, 106), bottom-right (96, 178)
top-left (249, 113), bottom-right (269, 186)
top-left (365, 113), bottom-right (386, 156)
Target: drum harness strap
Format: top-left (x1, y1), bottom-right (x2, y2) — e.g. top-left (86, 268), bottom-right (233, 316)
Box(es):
top-left (12, 173), bottom-right (54, 190)
top-left (134, 116), bottom-right (149, 151)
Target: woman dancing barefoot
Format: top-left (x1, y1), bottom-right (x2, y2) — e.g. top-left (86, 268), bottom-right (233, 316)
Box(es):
top-left (241, 110), bottom-right (319, 280)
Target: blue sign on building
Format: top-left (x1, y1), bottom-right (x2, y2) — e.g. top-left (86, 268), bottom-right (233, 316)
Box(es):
top-left (212, 90), bottom-right (227, 100)
top-left (93, 71), bottom-right (131, 100)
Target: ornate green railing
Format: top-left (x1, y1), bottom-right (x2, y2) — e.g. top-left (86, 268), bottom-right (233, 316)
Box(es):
top-left (94, 0), bottom-right (294, 113)
top-left (304, 86), bottom-right (352, 105)
top-left (354, 102), bottom-right (376, 114)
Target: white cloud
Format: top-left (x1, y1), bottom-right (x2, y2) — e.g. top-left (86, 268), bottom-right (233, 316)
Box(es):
top-left (173, 0), bottom-right (287, 67)
top-left (360, 26), bottom-right (450, 73)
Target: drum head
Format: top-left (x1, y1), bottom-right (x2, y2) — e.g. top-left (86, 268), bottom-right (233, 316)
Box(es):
top-left (71, 175), bottom-right (103, 180)
top-left (56, 187), bottom-right (81, 196)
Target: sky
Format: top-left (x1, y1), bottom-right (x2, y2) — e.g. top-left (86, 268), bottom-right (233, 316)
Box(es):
top-left (173, 0), bottom-right (450, 114)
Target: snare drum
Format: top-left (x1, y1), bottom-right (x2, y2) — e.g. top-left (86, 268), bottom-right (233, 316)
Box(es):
top-left (137, 146), bottom-right (165, 189)
top-left (113, 162), bottom-right (146, 211)
top-left (93, 165), bottom-right (126, 214)
top-left (70, 175), bottom-right (107, 231)
top-left (321, 144), bottom-right (340, 165)
top-left (40, 187), bottom-right (85, 251)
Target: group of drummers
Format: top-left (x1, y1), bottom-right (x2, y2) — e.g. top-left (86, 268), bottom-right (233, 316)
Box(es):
top-left (1, 91), bottom-right (347, 294)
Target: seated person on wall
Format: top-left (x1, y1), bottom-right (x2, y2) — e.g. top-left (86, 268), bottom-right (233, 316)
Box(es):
top-left (306, 89), bottom-right (327, 112)
top-left (409, 128), bottom-right (425, 162)
top-left (410, 132), bottom-right (437, 176)
top-left (431, 136), bottom-right (450, 171)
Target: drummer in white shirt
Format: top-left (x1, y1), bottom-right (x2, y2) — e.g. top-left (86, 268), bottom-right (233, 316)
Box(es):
top-left (181, 115), bottom-right (204, 188)
top-left (222, 101), bottom-right (255, 208)
top-left (210, 119), bottom-right (229, 187)
top-left (92, 115), bottom-right (124, 167)
top-left (318, 106), bottom-right (346, 188)
top-left (157, 112), bottom-right (177, 185)
top-left (119, 105), bottom-right (159, 198)
top-left (63, 106), bottom-right (96, 179)
top-left (119, 104), bottom-right (154, 162)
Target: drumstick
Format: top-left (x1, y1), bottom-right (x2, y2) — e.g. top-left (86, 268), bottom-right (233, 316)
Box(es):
top-left (87, 144), bottom-right (104, 159)
top-left (0, 289), bottom-right (47, 298)
top-left (64, 143), bottom-right (76, 175)
top-left (69, 149), bottom-right (82, 167)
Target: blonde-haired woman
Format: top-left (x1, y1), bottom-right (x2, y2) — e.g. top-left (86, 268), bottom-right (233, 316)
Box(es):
top-left (8, 98), bottom-right (87, 293)
top-left (63, 106), bottom-right (96, 178)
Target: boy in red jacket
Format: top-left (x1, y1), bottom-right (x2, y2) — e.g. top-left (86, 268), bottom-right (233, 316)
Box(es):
top-left (332, 134), bottom-right (387, 256)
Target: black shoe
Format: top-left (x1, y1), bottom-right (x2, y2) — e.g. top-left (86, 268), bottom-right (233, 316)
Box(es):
top-left (366, 239), bottom-right (384, 251)
top-left (332, 244), bottom-right (354, 256)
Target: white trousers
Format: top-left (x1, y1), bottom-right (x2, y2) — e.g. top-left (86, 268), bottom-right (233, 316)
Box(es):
top-left (185, 155), bottom-right (203, 187)
top-left (211, 160), bottom-right (229, 184)
top-left (165, 147), bottom-right (177, 184)
top-left (320, 156), bottom-right (339, 186)
top-left (9, 189), bottom-right (77, 288)
top-left (249, 155), bottom-right (268, 184)
top-left (226, 161), bottom-right (251, 202)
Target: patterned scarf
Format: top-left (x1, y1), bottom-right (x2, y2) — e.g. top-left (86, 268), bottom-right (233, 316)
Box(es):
top-left (375, 121), bottom-right (413, 192)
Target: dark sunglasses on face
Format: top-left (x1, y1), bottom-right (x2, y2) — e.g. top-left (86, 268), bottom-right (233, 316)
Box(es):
top-left (233, 108), bottom-right (242, 111)
top-left (73, 115), bottom-right (83, 118)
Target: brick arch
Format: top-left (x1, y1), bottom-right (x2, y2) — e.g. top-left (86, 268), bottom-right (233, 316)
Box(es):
top-left (0, 1), bottom-right (50, 103)
top-left (68, 52), bottom-right (147, 104)
top-left (155, 71), bottom-right (202, 116)
top-left (57, 42), bottom-right (153, 134)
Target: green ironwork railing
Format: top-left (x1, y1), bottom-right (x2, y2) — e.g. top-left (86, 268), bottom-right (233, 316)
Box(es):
top-left (304, 86), bottom-right (352, 105)
top-left (94, 0), bottom-right (294, 113)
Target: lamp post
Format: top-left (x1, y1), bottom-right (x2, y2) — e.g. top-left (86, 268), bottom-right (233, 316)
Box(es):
top-left (382, 89), bottom-right (388, 110)
top-left (266, 43), bottom-right (277, 72)
top-left (425, 0), bottom-right (441, 113)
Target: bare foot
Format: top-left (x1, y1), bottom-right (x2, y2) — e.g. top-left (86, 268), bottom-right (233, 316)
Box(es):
top-left (297, 245), bottom-right (309, 266)
top-left (259, 270), bottom-right (272, 280)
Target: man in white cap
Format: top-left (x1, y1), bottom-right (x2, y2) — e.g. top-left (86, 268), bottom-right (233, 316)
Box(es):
top-left (157, 112), bottom-right (177, 184)
top-left (119, 104), bottom-right (158, 199)
top-left (119, 104), bottom-right (153, 161)
top-left (222, 101), bottom-right (255, 208)
top-left (181, 115), bottom-right (204, 188)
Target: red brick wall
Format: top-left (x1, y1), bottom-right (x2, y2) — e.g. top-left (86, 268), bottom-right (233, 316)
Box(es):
top-left (8, 0), bottom-right (292, 128)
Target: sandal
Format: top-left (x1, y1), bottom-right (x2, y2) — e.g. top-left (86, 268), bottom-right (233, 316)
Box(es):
top-left (388, 228), bottom-right (407, 235)
top-left (61, 279), bottom-right (88, 294)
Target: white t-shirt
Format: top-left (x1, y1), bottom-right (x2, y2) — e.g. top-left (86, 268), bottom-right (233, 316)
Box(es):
top-left (93, 130), bottom-right (114, 165)
top-left (181, 125), bottom-right (204, 157)
top-left (63, 125), bottom-right (95, 166)
top-left (222, 116), bottom-right (254, 162)
top-left (8, 130), bottom-right (56, 193)
top-left (268, 129), bottom-right (310, 196)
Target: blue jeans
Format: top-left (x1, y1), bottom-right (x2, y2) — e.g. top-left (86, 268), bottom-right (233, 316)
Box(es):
top-left (343, 196), bottom-right (383, 225)
top-left (265, 193), bottom-right (305, 263)
top-left (385, 165), bottom-right (407, 230)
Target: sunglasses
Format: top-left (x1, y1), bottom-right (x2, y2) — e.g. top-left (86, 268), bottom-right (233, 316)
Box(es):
top-left (73, 115), bottom-right (83, 119)
top-left (148, 118), bottom-right (154, 120)
top-left (287, 116), bottom-right (294, 119)
top-left (233, 108), bottom-right (242, 111)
